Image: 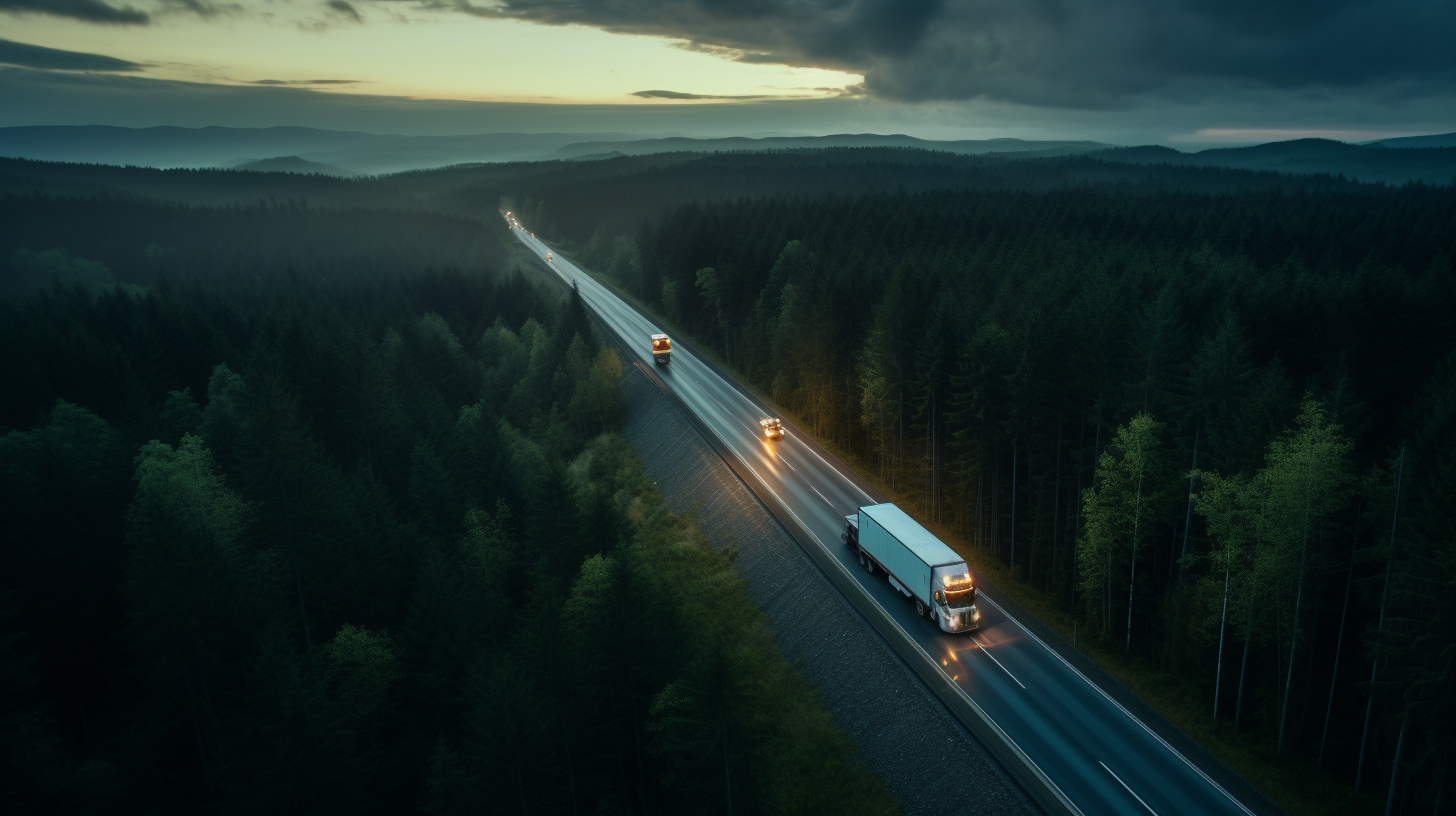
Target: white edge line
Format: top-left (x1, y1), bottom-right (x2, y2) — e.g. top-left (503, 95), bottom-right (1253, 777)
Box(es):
top-left (1101, 761), bottom-right (1161, 816)
top-left (979, 594), bottom-right (1257, 816)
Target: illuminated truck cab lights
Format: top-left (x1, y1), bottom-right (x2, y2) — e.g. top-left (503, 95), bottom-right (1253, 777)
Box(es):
top-left (651, 333), bottom-right (672, 365)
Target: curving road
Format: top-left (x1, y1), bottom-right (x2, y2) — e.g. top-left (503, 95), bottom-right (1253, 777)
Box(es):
top-left (511, 222), bottom-right (1259, 816)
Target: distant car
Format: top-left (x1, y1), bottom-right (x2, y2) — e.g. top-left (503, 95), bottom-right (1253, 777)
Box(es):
top-left (546, 253), bottom-right (553, 262)
top-left (759, 417), bottom-right (784, 440)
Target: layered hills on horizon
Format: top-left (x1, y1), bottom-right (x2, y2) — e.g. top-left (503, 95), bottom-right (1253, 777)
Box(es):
top-left (542, 133), bottom-right (1110, 160)
top-left (1, 124), bottom-right (1452, 184)
top-left (1091, 138), bottom-right (1456, 185)
top-left (230, 155), bottom-right (354, 176)
top-left (0, 125), bottom-right (1113, 174)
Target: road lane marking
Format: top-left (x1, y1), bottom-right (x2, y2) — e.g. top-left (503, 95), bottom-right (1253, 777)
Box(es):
top-left (688, 380), bottom-right (768, 444)
top-left (777, 453), bottom-right (799, 473)
top-left (977, 594), bottom-right (1255, 816)
top-left (809, 484), bottom-right (836, 510)
top-left (791, 437), bottom-right (877, 503)
top-left (972, 636), bottom-right (1026, 690)
top-left (1100, 762), bottom-right (1160, 816)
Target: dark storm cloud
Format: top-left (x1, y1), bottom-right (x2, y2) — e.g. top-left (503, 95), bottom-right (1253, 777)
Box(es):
top-left (0, 37), bottom-right (142, 71)
top-left (160, 0), bottom-right (240, 18)
top-left (326, 0), bottom-right (361, 23)
top-left (0, 0), bottom-right (240, 24)
top-left (632, 89), bottom-right (779, 99)
top-left (251, 78), bottom-right (361, 85)
top-left (0, 0), bottom-right (150, 25)
top-left (5, 64), bottom-right (1454, 145)
top-left (476, 0), bottom-right (1456, 106)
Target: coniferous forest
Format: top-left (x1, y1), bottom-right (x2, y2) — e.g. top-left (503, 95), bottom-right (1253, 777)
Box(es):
top-left (0, 176), bottom-right (899, 814)
top-left (4, 148), bottom-right (1455, 814)
top-left (540, 153), bottom-right (1456, 813)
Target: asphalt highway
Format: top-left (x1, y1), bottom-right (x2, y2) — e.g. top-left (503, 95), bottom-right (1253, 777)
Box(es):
top-left (511, 222), bottom-right (1256, 816)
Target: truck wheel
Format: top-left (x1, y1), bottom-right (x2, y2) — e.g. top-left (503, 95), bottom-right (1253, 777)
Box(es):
top-left (857, 549), bottom-right (866, 567)
top-left (865, 556), bottom-right (874, 574)
top-left (915, 598), bottom-right (927, 617)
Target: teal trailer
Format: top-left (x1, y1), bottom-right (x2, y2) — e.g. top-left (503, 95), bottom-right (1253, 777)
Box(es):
top-left (844, 503), bottom-right (980, 633)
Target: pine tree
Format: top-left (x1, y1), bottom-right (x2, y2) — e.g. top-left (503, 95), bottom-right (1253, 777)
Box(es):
top-left (1079, 414), bottom-right (1170, 648)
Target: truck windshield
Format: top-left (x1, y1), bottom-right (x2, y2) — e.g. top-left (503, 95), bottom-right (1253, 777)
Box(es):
top-left (940, 573), bottom-right (975, 609)
top-left (942, 588), bottom-right (975, 609)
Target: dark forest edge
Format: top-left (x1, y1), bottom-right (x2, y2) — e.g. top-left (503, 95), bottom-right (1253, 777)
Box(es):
top-left (0, 237), bottom-right (900, 811)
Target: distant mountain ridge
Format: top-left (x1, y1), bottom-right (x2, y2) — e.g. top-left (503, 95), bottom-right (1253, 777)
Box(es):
top-left (0, 125), bottom-right (643, 174)
top-left (233, 155), bottom-right (354, 177)
top-left (3, 125), bottom-right (1454, 184)
top-left (1362, 132), bottom-right (1456, 148)
top-left (1091, 138), bottom-right (1456, 185)
top-left (0, 126), bottom-right (1110, 173)
top-left (545, 134), bottom-right (1110, 159)
top-left (0, 125), bottom-right (383, 167)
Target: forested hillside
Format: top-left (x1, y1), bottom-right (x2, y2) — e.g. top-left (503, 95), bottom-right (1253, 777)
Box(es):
top-left (0, 194), bottom-right (896, 813)
top-left (0, 196), bottom-right (506, 297)
top-left (538, 170), bottom-right (1456, 812)
top-left (2, 147), bottom-right (1365, 240)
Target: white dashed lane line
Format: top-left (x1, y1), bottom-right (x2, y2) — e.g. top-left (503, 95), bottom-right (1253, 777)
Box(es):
top-left (971, 635), bottom-right (1027, 690)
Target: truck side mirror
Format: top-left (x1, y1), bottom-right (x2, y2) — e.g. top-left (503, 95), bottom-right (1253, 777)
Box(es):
top-left (934, 591), bottom-right (943, 603)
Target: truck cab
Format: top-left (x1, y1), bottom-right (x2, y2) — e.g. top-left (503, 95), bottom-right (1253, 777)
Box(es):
top-left (651, 333), bottom-right (672, 365)
top-left (932, 570), bottom-right (980, 633)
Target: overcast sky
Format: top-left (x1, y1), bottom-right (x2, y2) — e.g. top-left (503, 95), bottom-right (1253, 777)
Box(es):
top-left (1, 0), bottom-right (1453, 144)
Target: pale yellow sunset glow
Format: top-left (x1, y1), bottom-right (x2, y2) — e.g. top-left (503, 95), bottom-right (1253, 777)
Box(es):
top-left (1, 9), bottom-right (861, 103)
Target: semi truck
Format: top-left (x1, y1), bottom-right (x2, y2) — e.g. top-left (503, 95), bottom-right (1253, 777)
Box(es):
top-left (651, 333), bottom-right (672, 365)
top-left (842, 503), bottom-right (980, 633)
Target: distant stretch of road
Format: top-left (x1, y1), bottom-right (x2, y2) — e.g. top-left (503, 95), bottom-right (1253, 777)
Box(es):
top-left (512, 224), bottom-right (1258, 816)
